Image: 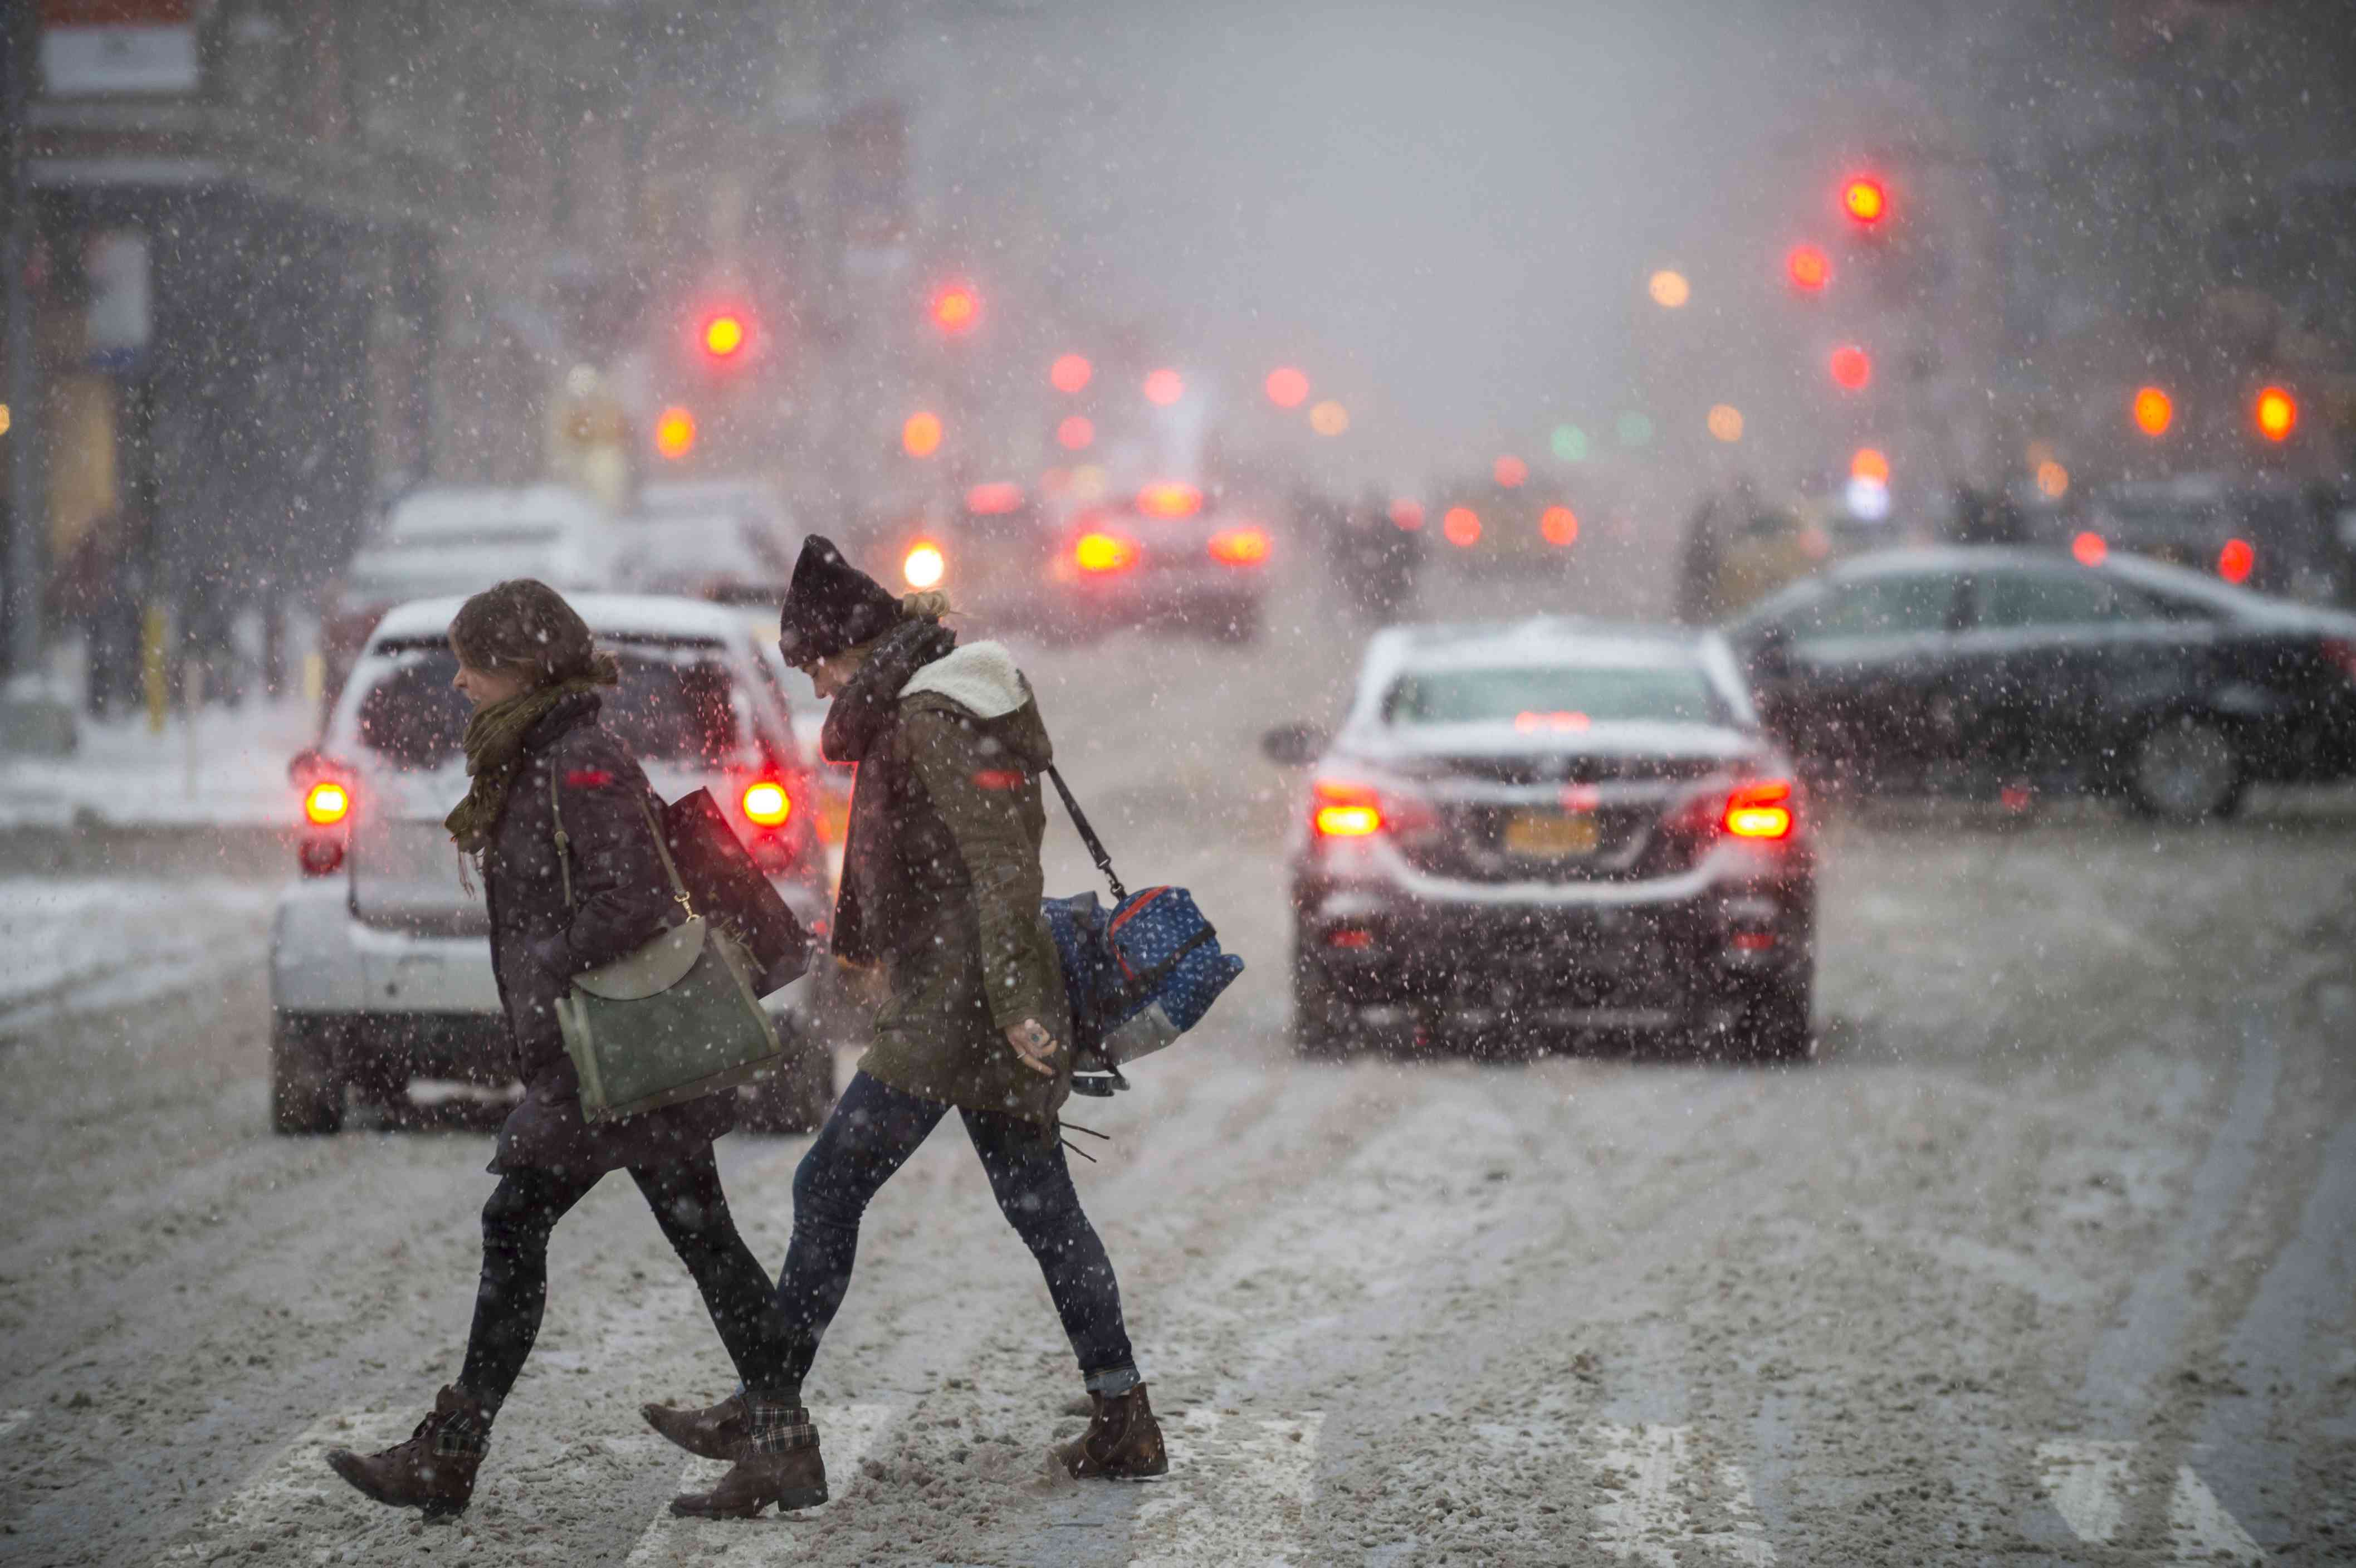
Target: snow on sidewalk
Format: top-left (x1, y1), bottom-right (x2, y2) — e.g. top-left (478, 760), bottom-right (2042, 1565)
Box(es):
top-left (0, 698), bottom-right (315, 829)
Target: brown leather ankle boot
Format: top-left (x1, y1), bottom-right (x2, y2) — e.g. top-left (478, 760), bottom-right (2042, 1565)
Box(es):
top-left (1057, 1383), bottom-right (1169, 1479)
top-left (668, 1400), bottom-right (827, 1518)
top-left (326, 1386), bottom-right (490, 1521)
top-left (641, 1391), bottom-right (748, 1460)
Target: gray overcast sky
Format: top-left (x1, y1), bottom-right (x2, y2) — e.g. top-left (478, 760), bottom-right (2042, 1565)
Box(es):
top-left (917, 0), bottom-right (1818, 485)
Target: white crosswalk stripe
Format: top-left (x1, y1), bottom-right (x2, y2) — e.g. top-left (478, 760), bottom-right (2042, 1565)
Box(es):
top-left (1127, 1409), bottom-right (1324, 1567)
top-left (620, 1401), bottom-right (899, 1567)
top-left (150, 1408), bottom-right (417, 1565)
top-left (1588, 1423), bottom-right (1775, 1566)
top-left (2035, 1439), bottom-right (2264, 1563)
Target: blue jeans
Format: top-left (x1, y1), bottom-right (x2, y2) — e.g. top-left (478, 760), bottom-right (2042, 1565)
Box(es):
top-left (772, 1071), bottom-right (1137, 1394)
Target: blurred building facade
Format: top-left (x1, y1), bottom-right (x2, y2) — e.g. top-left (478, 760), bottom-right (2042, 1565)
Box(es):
top-left (3, 0), bottom-right (889, 683)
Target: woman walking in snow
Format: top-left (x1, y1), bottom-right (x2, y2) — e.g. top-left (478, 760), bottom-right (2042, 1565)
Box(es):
top-left (643, 536), bottom-right (1165, 1515)
top-left (325, 579), bottom-right (807, 1520)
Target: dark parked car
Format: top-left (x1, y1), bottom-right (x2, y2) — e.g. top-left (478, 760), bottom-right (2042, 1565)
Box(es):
top-left (1264, 620), bottom-right (1817, 1061)
top-left (1728, 547), bottom-right (2356, 819)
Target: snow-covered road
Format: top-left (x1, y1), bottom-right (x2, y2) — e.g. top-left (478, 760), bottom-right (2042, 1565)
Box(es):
top-left (4, 563), bottom-right (2353, 1565)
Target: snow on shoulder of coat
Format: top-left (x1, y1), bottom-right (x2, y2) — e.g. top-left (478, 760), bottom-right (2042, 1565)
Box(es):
top-left (899, 640), bottom-right (1028, 720)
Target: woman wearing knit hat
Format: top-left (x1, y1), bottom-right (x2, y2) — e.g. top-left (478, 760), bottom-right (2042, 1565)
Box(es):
top-left (646, 536), bottom-right (1166, 1516)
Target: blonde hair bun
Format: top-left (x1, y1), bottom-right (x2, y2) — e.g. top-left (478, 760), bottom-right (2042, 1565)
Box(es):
top-left (900, 590), bottom-right (955, 621)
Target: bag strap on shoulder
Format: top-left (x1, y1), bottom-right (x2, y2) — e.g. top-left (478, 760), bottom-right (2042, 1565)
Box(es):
top-left (1043, 764), bottom-right (1126, 904)
top-left (547, 768), bottom-right (695, 917)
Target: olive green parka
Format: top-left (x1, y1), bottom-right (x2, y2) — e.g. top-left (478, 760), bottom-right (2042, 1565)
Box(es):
top-left (827, 626), bottom-right (1072, 1127)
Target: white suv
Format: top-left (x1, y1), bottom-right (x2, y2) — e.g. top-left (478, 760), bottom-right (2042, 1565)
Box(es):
top-left (271, 594), bottom-right (836, 1134)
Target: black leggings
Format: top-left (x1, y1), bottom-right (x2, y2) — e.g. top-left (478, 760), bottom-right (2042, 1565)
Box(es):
top-left (774, 1071), bottom-right (1135, 1390)
top-left (458, 1145), bottom-right (794, 1413)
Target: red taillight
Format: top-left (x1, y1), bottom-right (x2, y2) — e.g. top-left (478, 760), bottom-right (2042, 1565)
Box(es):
top-left (2071, 531), bottom-right (2108, 568)
top-left (1137, 482), bottom-right (1202, 519)
top-left (1074, 532), bottom-right (1140, 573)
top-left (1723, 779), bottom-right (1795, 840)
top-left (742, 780), bottom-right (791, 827)
top-left (304, 780), bottom-right (351, 827)
top-left (1312, 780), bottom-right (1382, 838)
top-left (1208, 527), bottom-right (1270, 565)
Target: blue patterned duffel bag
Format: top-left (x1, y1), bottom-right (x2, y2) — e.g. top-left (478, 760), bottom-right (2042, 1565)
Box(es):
top-left (1039, 769), bottom-right (1244, 1095)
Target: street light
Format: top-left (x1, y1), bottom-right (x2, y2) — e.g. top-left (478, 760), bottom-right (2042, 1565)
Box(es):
top-left (1841, 175), bottom-right (1888, 228)
top-left (1264, 366), bottom-right (1309, 408)
top-left (1648, 270), bottom-right (1691, 309)
top-left (654, 407), bottom-right (698, 461)
top-left (2254, 385), bottom-right (2297, 442)
top-left (1786, 244), bottom-right (1830, 292)
top-left (902, 410), bottom-right (944, 457)
top-left (929, 282), bottom-right (980, 335)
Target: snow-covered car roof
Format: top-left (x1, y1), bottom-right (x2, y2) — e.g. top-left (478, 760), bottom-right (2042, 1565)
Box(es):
top-left (368, 592), bottom-right (754, 647)
top-left (1346, 618), bottom-right (1752, 732)
top-left (375, 483), bottom-right (610, 543)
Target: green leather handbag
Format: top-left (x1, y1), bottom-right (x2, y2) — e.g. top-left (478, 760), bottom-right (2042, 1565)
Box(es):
top-left (548, 773), bottom-right (782, 1124)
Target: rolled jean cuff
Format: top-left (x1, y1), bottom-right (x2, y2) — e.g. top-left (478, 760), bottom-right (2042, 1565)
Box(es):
top-left (1084, 1364), bottom-right (1141, 1397)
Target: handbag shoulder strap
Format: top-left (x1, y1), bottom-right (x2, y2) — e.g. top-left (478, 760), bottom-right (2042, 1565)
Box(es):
top-left (1043, 763), bottom-right (1127, 905)
top-left (547, 765), bottom-right (694, 917)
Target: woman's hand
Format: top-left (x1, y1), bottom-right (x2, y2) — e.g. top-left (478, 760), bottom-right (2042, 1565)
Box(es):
top-left (1005, 1018), bottom-right (1062, 1077)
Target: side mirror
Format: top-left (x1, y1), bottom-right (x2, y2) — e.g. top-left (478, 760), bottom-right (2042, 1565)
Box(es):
top-left (1260, 722), bottom-right (1328, 766)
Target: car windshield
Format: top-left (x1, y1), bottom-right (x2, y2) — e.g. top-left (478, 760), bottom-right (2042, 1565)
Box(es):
top-left (354, 647), bottom-right (746, 769)
top-left (1384, 663), bottom-right (1726, 726)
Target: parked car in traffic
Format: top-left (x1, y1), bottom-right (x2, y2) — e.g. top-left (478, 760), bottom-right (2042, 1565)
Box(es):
top-left (320, 485), bottom-right (619, 701)
top-left (1046, 481), bottom-right (1273, 643)
top-left (272, 594), bottom-right (835, 1135)
top-left (1727, 546), bottom-right (2356, 819)
top-left (2080, 475), bottom-right (2354, 606)
top-left (1265, 619), bottom-right (1817, 1061)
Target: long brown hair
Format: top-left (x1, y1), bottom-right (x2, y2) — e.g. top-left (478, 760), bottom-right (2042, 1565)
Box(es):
top-left (448, 579), bottom-right (621, 690)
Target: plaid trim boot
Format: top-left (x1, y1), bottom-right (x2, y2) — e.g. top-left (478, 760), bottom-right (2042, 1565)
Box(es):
top-left (668, 1400), bottom-right (827, 1518)
top-left (1057, 1383), bottom-right (1169, 1480)
top-left (641, 1391), bottom-right (749, 1460)
top-left (325, 1386), bottom-right (490, 1521)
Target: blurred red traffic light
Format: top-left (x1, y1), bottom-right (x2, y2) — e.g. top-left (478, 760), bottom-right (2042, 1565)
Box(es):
top-left (1050, 354), bottom-right (1092, 394)
top-left (1539, 506), bottom-right (1578, 547)
top-left (1829, 345), bottom-right (1872, 390)
top-left (2071, 531), bottom-right (2107, 567)
top-left (1842, 176), bottom-right (1888, 227)
top-left (1442, 507), bottom-right (1482, 548)
top-left (2254, 385), bottom-right (2296, 442)
top-left (1493, 455), bottom-right (1527, 489)
top-left (1055, 415), bottom-right (1094, 450)
top-left (1264, 366), bottom-right (1309, 408)
top-left (1787, 243), bottom-right (1830, 292)
top-left (2132, 385), bottom-right (2174, 437)
top-left (1143, 368), bottom-right (1186, 406)
top-left (1389, 499), bottom-right (1425, 531)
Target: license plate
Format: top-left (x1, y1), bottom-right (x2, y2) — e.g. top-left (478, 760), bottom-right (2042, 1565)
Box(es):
top-left (1503, 810), bottom-right (1600, 859)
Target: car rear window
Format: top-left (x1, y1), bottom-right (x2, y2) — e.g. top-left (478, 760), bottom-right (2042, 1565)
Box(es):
top-left (1384, 665), bottom-right (1726, 726)
top-left (354, 648), bottom-right (745, 768)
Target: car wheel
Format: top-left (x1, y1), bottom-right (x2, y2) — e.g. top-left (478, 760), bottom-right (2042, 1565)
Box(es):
top-left (1732, 975), bottom-right (1813, 1064)
top-left (2126, 715), bottom-right (2244, 822)
top-left (1292, 947), bottom-right (1355, 1060)
top-left (739, 1014), bottom-right (837, 1134)
top-left (271, 1012), bottom-right (346, 1134)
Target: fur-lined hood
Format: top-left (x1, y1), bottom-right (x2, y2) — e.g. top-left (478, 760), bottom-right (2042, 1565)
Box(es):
top-left (900, 641), bottom-right (1028, 720)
